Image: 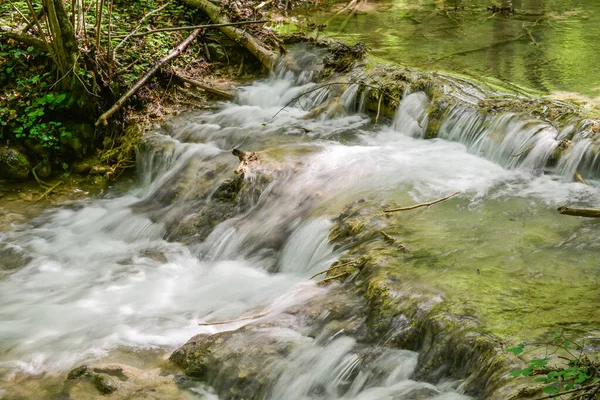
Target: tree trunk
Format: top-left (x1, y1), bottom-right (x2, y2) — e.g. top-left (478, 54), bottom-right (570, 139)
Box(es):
top-left (180, 0), bottom-right (277, 70)
top-left (44, 0), bottom-right (78, 79)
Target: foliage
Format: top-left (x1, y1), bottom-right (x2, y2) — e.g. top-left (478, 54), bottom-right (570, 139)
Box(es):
top-left (507, 333), bottom-right (600, 397)
top-left (0, 42), bottom-right (72, 149)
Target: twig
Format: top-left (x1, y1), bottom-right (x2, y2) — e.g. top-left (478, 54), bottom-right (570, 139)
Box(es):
top-left (198, 311), bottom-right (268, 326)
top-left (110, 20), bottom-right (269, 38)
top-left (36, 181), bottom-right (62, 201)
top-left (96, 28), bottom-right (201, 126)
top-left (383, 191), bottom-right (461, 213)
top-left (317, 271), bottom-right (350, 285)
top-left (309, 260), bottom-right (356, 280)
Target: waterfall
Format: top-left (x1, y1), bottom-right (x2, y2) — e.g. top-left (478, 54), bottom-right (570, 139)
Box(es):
top-left (392, 95), bottom-right (600, 180)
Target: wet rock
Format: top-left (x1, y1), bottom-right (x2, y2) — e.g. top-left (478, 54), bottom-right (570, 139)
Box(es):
top-left (170, 326), bottom-right (304, 399)
top-left (65, 363), bottom-right (189, 399)
top-left (0, 146), bottom-right (31, 180)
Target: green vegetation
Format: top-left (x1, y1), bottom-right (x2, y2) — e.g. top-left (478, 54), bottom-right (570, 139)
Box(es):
top-left (507, 334), bottom-right (600, 397)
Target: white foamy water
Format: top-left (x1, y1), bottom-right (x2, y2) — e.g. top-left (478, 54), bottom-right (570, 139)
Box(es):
top-left (1, 49), bottom-right (599, 399)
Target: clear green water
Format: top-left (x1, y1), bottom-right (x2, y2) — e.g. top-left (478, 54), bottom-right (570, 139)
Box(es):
top-left (289, 0), bottom-right (600, 100)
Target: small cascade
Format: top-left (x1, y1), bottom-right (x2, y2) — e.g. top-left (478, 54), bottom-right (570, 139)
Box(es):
top-left (392, 95), bottom-right (600, 180)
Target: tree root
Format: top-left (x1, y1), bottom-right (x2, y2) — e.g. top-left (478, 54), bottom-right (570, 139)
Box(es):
top-left (383, 191), bottom-right (461, 213)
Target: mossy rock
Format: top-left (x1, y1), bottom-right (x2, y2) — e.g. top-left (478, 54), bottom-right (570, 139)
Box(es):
top-left (0, 146), bottom-right (31, 180)
top-left (170, 326), bottom-right (301, 399)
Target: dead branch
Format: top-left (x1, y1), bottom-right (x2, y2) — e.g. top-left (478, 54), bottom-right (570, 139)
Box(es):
top-left (317, 271), bottom-right (350, 285)
top-left (198, 311), bottom-right (268, 325)
top-left (95, 28), bottom-right (201, 126)
top-left (557, 206), bottom-right (600, 218)
top-left (309, 260), bottom-right (356, 280)
top-left (174, 73), bottom-right (235, 100)
top-left (181, 0), bottom-right (276, 69)
top-left (36, 181), bottom-right (62, 201)
top-left (383, 191), bottom-right (461, 213)
top-left (111, 20), bottom-right (269, 39)
top-left (0, 30), bottom-right (47, 49)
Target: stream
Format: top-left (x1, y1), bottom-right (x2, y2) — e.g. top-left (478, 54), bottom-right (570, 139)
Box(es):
top-left (1, 48), bottom-right (599, 399)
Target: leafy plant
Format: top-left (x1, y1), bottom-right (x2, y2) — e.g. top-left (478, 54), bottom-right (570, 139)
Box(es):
top-left (506, 334), bottom-right (600, 398)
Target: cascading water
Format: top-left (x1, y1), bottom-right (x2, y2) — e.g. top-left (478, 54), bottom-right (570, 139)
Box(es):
top-left (391, 94), bottom-right (600, 179)
top-left (1, 48), bottom-right (599, 399)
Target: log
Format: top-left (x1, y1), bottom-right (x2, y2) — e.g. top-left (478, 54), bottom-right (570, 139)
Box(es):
top-left (180, 0), bottom-right (276, 70)
top-left (111, 20), bottom-right (269, 39)
top-left (557, 206), bottom-right (600, 218)
top-left (95, 29), bottom-right (201, 126)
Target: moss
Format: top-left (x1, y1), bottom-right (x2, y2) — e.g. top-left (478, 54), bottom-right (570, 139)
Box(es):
top-left (0, 146), bottom-right (31, 180)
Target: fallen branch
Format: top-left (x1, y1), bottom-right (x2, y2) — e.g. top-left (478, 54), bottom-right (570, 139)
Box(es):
top-left (0, 30), bottom-right (47, 50)
top-left (181, 0), bottom-right (276, 69)
top-left (173, 73), bottom-right (235, 100)
top-left (309, 260), bottom-right (356, 280)
top-left (198, 311), bottom-right (268, 326)
top-left (95, 28), bottom-right (201, 126)
top-left (110, 20), bottom-right (269, 39)
top-left (557, 206), bottom-right (600, 218)
top-left (383, 191), bottom-right (461, 213)
top-left (36, 181), bottom-right (62, 201)
top-left (317, 271), bottom-right (350, 285)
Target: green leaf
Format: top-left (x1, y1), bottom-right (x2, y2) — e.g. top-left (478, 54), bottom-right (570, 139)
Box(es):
top-left (542, 386), bottom-right (560, 395)
top-left (506, 343), bottom-right (525, 355)
top-left (530, 358), bottom-right (549, 368)
top-left (563, 340), bottom-right (571, 350)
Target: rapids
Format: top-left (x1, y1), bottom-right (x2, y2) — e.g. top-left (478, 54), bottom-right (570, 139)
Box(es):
top-left (1, 50), bottom-right (599, 399)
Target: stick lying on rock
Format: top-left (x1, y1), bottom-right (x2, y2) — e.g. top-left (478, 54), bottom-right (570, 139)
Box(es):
top-left (557, 206), bottom-right (600, 218)
top-left (383, 191), bottom-right (461, 213)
